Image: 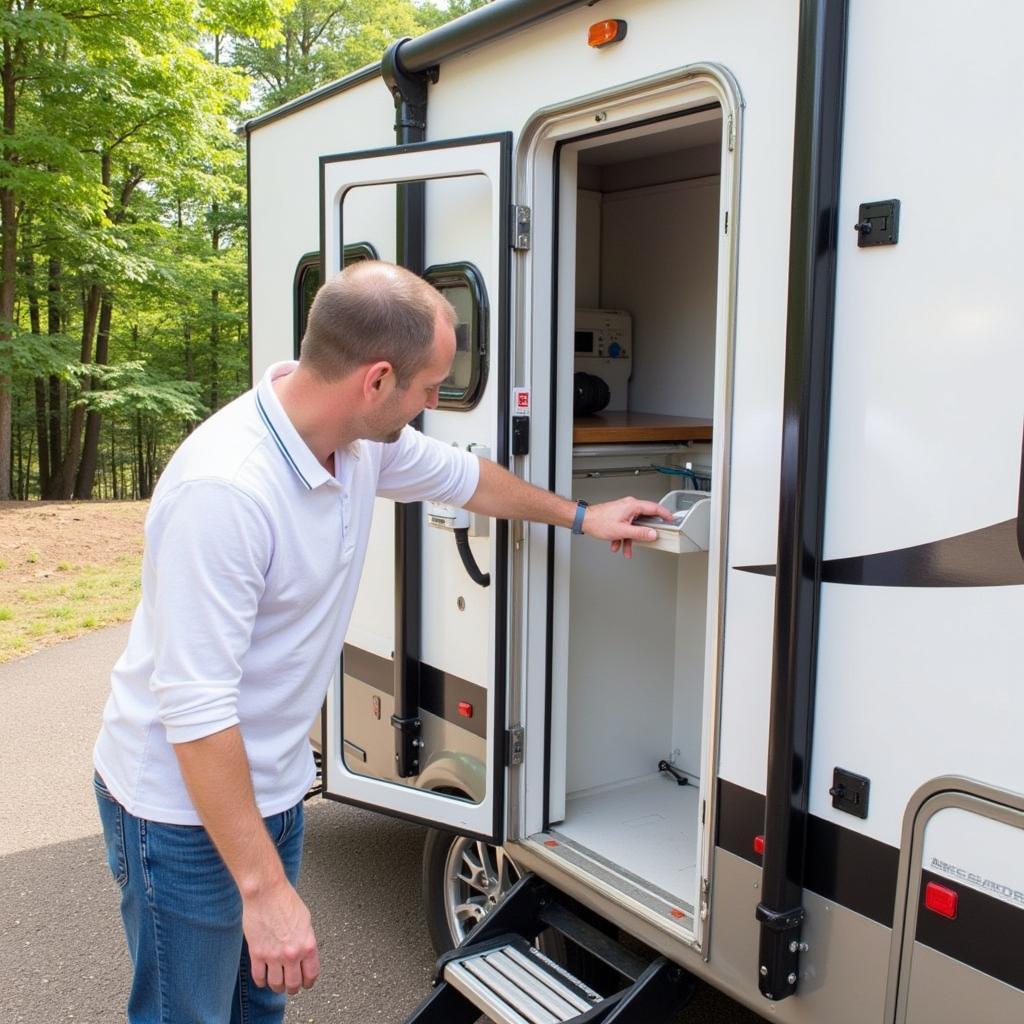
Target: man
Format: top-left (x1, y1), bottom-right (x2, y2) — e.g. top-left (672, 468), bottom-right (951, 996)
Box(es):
top-left (93, 260), bottom-right (671, 1023)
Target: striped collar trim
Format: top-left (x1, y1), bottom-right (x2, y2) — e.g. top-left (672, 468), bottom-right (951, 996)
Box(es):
top-left (255, 363), bottom-right (334, 491)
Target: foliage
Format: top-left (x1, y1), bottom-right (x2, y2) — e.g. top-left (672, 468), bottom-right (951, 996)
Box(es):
top-left (1, 0), bottom-right (483, 500)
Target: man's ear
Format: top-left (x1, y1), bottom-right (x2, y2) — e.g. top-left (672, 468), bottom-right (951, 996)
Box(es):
top-left (363, 361), bottom-right (394, 399)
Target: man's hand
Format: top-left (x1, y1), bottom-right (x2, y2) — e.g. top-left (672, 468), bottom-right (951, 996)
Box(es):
top-left (174, 727), bottom-right (321, 998)
top-left (243, 878), bottom-right (320, 995)
top-left (465, 460), bottom-right (674, 558)
top-left (582, 497), bottom-right (674, 558)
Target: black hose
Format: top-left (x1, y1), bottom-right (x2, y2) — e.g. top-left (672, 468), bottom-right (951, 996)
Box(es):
top-left (454, 528), bottom-right (490, 587)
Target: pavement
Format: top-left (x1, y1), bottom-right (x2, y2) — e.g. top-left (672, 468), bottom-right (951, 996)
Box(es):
top-left (0, 625), bottom-right (760, 1023)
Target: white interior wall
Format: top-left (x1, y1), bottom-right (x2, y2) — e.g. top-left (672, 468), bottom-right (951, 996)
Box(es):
top-left (566, 472), bottom-right (677, 796)
top-left (672, 553), bottom-right (709, 778)
top-left (600, 177), bottom-right (721, 418)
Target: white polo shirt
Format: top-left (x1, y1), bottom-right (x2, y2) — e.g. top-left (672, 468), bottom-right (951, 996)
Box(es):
top-left (93, 361), bottom-right (480, 825)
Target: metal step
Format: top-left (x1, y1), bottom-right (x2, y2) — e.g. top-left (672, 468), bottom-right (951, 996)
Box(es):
top-left (443, 937), bottom-right (602, 1024)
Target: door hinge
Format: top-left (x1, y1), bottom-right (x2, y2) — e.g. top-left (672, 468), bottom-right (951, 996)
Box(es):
top-left (700, 876), bottom-right (711, 921)
top-left (506, 725), bottom-right (525, 766)
top-left (512, 205), bottom-right (531, 250)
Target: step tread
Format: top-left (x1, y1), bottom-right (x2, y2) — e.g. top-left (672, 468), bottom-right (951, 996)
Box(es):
top-left (444, 939), bottom-right (602, 1024)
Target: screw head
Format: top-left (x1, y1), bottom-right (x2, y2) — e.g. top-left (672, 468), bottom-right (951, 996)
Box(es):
top-left (787, 972), bottom-right (797, 985)
top-left (760, 965), bottom-right (768, 977)
top-left (594, 110), bottom-right (607, 122)
top-left (457, 596), bottom-right (466, 611)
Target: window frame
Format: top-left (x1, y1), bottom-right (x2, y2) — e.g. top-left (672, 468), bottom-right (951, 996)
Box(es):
top-left (292, 242), bottom-right (379, 358)
top-left (424, 261), bottom-right (489, 411)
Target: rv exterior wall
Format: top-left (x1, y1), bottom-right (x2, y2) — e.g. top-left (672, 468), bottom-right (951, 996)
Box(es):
top-left (808, 0), bottom-right (1024, 847)
top-left (246, 0), bottom-right (1024, 1018)
top-left (248, 81), bottom-right (394, 382)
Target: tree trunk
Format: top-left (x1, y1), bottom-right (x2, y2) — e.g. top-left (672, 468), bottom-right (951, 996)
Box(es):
top-left (58, 283), bottom-right (102, 498)
top-left (209, 207), bottom-right (220, 411)
top-left (43, 259), bottom-right (64, 497)
top-left (21, 234), bottom-right (49, 495)
top-left (135, 411), bottom-right (145, 499)
top-left (0, 38), bottom-right (19, 501)
top-left (109, 417), bottom-right (118, 499)
top-left (74, 294), bottom-right (112, 498)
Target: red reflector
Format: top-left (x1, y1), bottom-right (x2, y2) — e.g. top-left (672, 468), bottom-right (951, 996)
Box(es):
top-left (669, 908), bottom-right (686, 920)
top-left (457, 701), bottom-right (473, 718)
top-left (588, 18), bottom-right (627, 48)
top-left (924, 882), bottom-right (958, 919)
top-left (544, 839), bottom-right (560, 848)
top-left (753, 835), bottom-right (765, 855)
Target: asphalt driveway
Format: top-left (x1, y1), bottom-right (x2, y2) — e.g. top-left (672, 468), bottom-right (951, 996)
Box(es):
top-left (0, 625), bottom-right (759, 1023)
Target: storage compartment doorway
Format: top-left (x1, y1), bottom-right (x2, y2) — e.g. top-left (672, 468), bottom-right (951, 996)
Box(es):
top-left (533, 103), bottom-right (736, 939)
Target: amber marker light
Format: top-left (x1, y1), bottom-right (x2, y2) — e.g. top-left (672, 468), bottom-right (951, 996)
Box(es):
top-left (588, 19), bottom-right (627, 48)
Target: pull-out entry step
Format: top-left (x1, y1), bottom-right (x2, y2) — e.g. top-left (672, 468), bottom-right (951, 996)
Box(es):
top-left (403, 873), bottom-right (695, 1024)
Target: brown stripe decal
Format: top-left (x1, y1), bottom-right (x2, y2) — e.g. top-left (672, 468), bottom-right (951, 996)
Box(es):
top-left (738, 517), bottom-right (1024, 587)
top-left (342, 644), bottom-right (394, 694)
top-left (916, 869), bottom-right (1024, 992)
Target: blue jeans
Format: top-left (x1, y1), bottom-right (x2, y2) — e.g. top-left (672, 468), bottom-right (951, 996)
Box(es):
top-left (94, 773), bottom-right (304, 1024)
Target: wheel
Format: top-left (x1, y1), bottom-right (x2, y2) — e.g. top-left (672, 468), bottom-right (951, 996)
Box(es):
top-left (422, 828), bottom-right (585, 983)
top-left (422, 828), bottom-right (522, 955)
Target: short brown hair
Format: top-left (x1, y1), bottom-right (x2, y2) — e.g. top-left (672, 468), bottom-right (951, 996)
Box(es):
top-left (299, 260), bottom-right (455, 385)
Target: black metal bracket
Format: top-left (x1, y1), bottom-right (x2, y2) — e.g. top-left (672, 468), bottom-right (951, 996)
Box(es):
top-left (829, 766), bottom-right (870, 818)
top-left (381, 38), bottom-right (439, 135)
top-left (854, 198), bottom-right (900, 247)
top-left (391, 711), bottom-right (422, 778)
top-left (755, 903), bottom-right (806, 1000)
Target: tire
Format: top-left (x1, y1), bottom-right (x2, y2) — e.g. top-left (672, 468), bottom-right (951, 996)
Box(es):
top-left (421, 828), bottom-right (587, 979)
top-left (422, 827), bottom-right (523, 955)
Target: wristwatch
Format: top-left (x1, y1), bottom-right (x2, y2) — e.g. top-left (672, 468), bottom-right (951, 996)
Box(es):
top-left (571, 499), bottom-right (589, 535)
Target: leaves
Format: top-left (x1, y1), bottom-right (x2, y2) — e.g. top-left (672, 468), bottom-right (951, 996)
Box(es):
top-left (2, 0), bottom-right (485, 499)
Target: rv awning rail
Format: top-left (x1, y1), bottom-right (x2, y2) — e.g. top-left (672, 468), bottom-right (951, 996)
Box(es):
top-left (243, 0), bottom-right (589, 134)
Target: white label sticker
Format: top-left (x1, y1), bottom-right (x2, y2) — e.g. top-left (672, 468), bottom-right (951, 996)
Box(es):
top-left (513, 387), bottom-right (531, 417)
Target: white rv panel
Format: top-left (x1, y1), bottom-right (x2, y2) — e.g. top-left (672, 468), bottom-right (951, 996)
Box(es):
top-left (810, 0), bottom-right (1024, 847)
top-left (248, 77), bottom-right (393, 380)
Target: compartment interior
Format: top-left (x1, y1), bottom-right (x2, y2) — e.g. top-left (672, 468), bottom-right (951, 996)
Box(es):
top-left (541, 109), bottom-right (724, 912)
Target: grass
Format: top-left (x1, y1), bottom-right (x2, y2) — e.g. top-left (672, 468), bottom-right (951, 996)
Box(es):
top-left (0, 555), bottom-right (140, 663)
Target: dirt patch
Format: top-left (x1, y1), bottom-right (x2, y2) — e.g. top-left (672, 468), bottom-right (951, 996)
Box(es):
top-left (0, 501), bottom-right (149, 662)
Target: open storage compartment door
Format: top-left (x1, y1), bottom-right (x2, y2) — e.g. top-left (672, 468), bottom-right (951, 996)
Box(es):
top-left (319, 135), bottom-right (511, 842)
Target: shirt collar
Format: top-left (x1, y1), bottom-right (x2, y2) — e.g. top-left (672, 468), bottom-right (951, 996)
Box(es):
top-left (255, 362), bottom-right (335, 491)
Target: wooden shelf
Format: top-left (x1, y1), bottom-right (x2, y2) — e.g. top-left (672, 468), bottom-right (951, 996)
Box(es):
top-left (573, 411), bottom-right (713, 445)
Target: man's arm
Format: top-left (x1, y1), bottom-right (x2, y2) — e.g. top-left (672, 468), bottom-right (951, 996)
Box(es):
top-left (174, 728), bottom-right (319, 996)
top-left (146, 481), bottom-right (319, 997)
top-left (464, 457), bottom-right (673, 558)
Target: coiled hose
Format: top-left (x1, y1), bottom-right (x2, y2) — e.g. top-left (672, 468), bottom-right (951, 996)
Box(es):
top-left (454, 528), bottom-right (490, 587)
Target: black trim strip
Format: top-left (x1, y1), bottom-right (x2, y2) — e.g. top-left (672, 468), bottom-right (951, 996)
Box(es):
top-left (420, 663), bottom-right (488, 740)
top-left (738, 517), bottom-right (1024, 587)
top-left (916, 868), bottom-right (1024, 993)
top-left (717, 779), bottom-right (898, 929)
top-left (756, 0), bottom-right (849, 1001)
